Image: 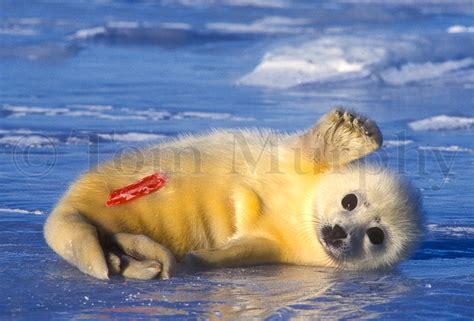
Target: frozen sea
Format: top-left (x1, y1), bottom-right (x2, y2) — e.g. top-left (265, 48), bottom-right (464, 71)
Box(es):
top-left (1, 0), bottom-right (474, 319)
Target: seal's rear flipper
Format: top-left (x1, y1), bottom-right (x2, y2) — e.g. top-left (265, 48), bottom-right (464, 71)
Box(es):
top-left (44, 204), bottom-right (109, 280)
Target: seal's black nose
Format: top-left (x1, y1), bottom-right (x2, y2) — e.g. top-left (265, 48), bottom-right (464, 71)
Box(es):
top-left (322, 224), bottom-right (348, 247)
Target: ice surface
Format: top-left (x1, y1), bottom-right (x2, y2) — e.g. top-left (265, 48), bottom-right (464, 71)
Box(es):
top-left (0, 0), bottom-right (473, 319)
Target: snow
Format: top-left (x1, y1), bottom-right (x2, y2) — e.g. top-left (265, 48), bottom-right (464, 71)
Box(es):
top-left (238, 36), bottom-right (385, 88)
top-left (173, 111), bottom-right (254, 121)
top-left (0, 27), bottom-right (37, 36)
top-left (69, 26), bottom-right (107, 40)
top-left (447, 25), bottom-right (474, 33)
top-left (160, 22), bottom-right (192, 30)
top-left (0, 134), bottom-right (59, 147)
top-left (428, 224), bottom-right (474, 237)
top-left (383, 140), bottom-right (414, 148)
top-left (409, 115), bottom-right (474, 131)
top-left (1, 105), bottom-right (252, 122)
top-left (0, 208), bottom-right (45, 215)
top-left (379, 59), bottom-right (474, 85)
top-left (418, 145), bottom-right (472, 153)
top-left (207, 16), bottom-right (313, 34)
top-left (97, 132), bottom-right (166, 142)
top-left (238, 35), bottom-right (474, 88)
top-left (166, 0), bottom-right (289, 8)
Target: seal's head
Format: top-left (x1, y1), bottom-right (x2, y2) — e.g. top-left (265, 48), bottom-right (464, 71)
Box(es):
top-left (315, 163), bottom-right (423, 270)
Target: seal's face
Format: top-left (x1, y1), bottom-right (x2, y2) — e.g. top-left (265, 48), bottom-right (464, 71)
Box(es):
top-left (314, 165), bottom-right (423, 270)
top-left (318, 190), bottom-right (390, 268)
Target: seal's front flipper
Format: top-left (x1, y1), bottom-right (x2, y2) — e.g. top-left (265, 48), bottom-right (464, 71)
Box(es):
top-left (297, 108), bottom-right (383, 167)
top-left (107, 251), bottom-right (162, 280)
top-left (185, 237), bottom-right (281, 269)
top-left (111, 233), bottom-right (176, 279)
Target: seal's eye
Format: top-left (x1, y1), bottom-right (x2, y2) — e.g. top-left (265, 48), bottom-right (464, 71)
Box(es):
top-left (367, 227), bottom-right (384, 245)
top-left (341, 193), bottom-right (358, 211)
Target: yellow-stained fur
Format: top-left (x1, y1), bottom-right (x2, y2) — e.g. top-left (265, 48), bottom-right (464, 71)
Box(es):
top-left (45, 109), bottom-right (421, 280)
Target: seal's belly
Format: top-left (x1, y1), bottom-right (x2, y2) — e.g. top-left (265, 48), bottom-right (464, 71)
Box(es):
top-left (139, 179), bottom-right (236, 258)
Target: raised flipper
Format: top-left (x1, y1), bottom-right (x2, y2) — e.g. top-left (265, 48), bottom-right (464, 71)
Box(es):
top-left (297, 108), bottom-right (383, 167)
top-left (185, 237), bottom-right (280, 269)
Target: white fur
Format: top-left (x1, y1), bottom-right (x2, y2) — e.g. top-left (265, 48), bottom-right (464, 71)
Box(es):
top-left (314, 163), bottom-right (423, 269)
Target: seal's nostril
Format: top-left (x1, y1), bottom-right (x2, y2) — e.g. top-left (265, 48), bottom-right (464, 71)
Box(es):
top-left (322, 225), bottom-right (348, 246)
top-left (322, 226), bottom-right (333, 239)
top-left (331, 224), bottom-right (348, 239)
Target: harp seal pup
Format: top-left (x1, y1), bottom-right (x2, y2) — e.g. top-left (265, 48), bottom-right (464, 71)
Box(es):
top-left (44, 108), bottom-right (423, 280)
